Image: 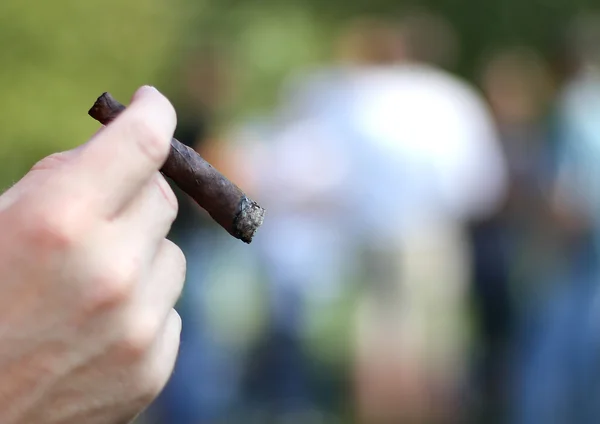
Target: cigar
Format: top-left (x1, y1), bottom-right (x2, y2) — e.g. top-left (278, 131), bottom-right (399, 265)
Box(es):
top-left (88, 92), bottom-right (265, 244)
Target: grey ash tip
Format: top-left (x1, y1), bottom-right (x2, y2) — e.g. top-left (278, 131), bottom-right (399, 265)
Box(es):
top-left (234, 197), bottom-right (266, 244)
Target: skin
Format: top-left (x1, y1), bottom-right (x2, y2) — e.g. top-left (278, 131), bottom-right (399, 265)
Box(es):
top-left (0, 86), bottom-right (186, 423)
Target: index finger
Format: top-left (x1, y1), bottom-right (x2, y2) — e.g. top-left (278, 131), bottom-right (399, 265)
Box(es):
top-left (69, 86), bottom-right (176, 218)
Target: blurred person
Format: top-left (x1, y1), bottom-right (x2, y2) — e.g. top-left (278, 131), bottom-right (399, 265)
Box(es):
top-left (338, 15), bottom-right (508, 424)
top-left (512, 12), bottom-right (600, 424)
top-left (232, 12), bottom-right (508, 424)
top-left (0, 86), bottom-right (186, 423)
top-left (471, 46), bottom-right (556, 422)
top-left (550, 11), bottom-right (600, 250)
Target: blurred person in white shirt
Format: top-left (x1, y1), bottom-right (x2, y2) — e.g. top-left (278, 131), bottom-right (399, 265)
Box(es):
top-left (512, 13), bottom-right (600, 424)
top-left (223, 11), bottom-right (508, 423)
top-left (349, 67), bottom-right (507, 424)
top-left (329, 13), bottom-right (508, 424)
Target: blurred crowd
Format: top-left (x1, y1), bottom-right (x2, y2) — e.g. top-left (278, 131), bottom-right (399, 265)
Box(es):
top-left (140, 9), bottom-right (600, 424)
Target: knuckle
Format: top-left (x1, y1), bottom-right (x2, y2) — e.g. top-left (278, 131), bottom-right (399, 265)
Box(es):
top-left (165, 240), bottom-right (187, 287)
top-left (127, 114), bottom-right (171, 165)
top-left (166, 199), bottom-right (178, 223)
top-left (168, 239), bottom-right (187, 269)
top-left (170, 309), bottom-right (183, 333)
top-left (26, 205), bottom-right (81, 250)
top-left (135, 370), bottom-right (168, 404)
top-left (117, 314), bottom-right (158, 360)
top-left (134, 315), bottom-right (180, 401)
top-left (85, 258), bottom-right (141, 310)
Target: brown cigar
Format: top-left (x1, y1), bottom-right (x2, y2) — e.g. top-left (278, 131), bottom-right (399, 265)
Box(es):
top-left (88, 92), bottom-right (265, 244)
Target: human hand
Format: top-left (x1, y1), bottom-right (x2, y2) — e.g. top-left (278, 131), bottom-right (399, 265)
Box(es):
top-left (0, 86), bottom-right (185, 424)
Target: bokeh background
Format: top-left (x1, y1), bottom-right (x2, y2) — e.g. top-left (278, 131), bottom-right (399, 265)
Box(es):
top-left (5, 0), bottom-right (600, 423)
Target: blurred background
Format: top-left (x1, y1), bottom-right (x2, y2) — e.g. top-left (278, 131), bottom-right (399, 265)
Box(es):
top-left (5, 0), bottom-right (600, 423)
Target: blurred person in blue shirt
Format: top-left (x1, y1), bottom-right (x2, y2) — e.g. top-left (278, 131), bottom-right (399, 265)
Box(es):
top-left (512, 12), bottom-right (600, 424)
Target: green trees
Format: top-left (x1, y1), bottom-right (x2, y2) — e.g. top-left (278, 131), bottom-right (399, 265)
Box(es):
top-left (0, 0), bottom-right (596, 188)
top-left (0, 0), bottom-right (182, 186)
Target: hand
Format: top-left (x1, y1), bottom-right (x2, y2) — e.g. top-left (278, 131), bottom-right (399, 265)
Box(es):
top-left (0, 86), bottom-right (186, 424)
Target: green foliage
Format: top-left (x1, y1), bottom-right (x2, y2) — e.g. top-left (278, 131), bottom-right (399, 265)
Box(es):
top-left (0, 0), bottom-right (185, 187)
top-left (225, 4), bottom-right (332, 118)
top-left (2, 0), bottom-right (600, 188)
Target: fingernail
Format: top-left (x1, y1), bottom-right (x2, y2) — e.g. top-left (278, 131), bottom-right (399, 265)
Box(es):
top-left (133, 85), bottom-right (159, 101)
